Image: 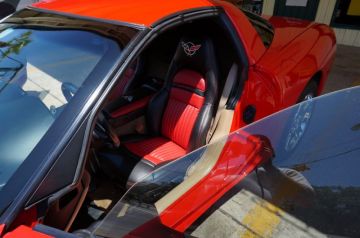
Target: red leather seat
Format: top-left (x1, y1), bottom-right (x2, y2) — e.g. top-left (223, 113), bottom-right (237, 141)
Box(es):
top-left (99, 35), bottom-right (219, 187)
top-left (124, 69), bottom-right (207, 164)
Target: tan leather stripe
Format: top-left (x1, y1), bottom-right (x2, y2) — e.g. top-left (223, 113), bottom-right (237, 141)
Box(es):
top-left (155, 137), bottom-right (227, 213)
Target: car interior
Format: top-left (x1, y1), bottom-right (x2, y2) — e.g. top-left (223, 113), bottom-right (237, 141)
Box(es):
top-left (38, 15), bottom-right (246, 233)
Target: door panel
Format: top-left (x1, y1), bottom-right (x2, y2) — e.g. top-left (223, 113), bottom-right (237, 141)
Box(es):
top-left (114, 116), bottom-right (147, 136)
top-left (44, 171), bottom-right (90, 231)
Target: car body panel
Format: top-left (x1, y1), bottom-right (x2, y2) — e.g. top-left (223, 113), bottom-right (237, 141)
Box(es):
top-left (3, 225), bottom-right (52, 238)
top-left (266, 16), bottom-right (315, 50)
top-left (33, 0), bottom-right (214, 27)
top-left (258, 17), bottom-right (336, 109)
top-left (230, 17), bottom-right (336, 129)
top-left (0, 224), bottom-right (5, 235)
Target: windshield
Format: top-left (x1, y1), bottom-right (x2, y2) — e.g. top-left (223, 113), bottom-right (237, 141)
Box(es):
top-left (94, 86), bottom-right (360, 238)
top-left (0, 13), bottom-right (124, 190)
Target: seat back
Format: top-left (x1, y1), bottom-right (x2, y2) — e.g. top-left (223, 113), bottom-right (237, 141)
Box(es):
top-left (147, 35), bottom-right (219, 152)
top-left (161, 69), bottom-right (206, 149)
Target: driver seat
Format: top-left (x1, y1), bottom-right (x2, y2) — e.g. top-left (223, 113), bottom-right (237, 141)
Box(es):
top-left (100, 35), bottom-right (219, 187)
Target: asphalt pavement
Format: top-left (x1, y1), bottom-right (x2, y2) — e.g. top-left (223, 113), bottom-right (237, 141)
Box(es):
top-left (323, 45), bottom-right (360, 94)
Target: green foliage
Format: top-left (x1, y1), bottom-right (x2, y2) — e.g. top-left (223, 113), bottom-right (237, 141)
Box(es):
top-left (0, 31), bottom-right (32, 59)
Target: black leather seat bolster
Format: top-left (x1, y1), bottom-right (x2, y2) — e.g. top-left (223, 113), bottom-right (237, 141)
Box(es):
top-left (189, 103), bottom-right (214, 151)
top-left (126, 160), bottom-right (157, 188)
top-left (98, 146), bottom-right (159, 188)
top-left (97, 148), bottom-right (142, 184)
top-left (146, 88), bottom-right (169, 135)
top-left (187, 37), bottom-right (219, 151)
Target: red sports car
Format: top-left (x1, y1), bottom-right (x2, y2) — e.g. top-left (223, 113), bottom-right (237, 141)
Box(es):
top-left (0, 0), bottom-right (336, 237)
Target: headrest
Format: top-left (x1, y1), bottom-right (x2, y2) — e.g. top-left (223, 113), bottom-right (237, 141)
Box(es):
top-left (171, 35), bottom-right (217, 76)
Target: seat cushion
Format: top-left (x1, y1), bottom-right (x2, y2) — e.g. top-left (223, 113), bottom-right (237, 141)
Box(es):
top-left (124, 137), bottom-right (186, 165)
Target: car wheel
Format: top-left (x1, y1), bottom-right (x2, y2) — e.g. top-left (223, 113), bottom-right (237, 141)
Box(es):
top-left (275, 81), bottom-right (317, 165)
top-left (284, 95), bottom-right (314, 152)
top-left (297, 80), bottom-right (318, 103)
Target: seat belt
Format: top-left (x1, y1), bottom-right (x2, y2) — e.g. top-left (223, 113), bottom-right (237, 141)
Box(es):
top-left (206, 63), bottom-right (238, 143)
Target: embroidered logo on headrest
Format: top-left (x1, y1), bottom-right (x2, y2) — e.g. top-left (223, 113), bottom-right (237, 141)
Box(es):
top-left (181, 41), bottom-right (201, 57)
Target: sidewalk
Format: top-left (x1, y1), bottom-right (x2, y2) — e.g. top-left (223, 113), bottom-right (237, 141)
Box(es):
top-left (323, 45), bottom-right (360, 94)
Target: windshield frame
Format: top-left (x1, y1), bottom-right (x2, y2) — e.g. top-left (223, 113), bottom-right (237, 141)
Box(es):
top-left (0, 8), bottom-right (143, 220)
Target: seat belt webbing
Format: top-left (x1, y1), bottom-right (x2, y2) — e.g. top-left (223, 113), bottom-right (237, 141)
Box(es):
top-left (206, 63), bottom-right (238, 143)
